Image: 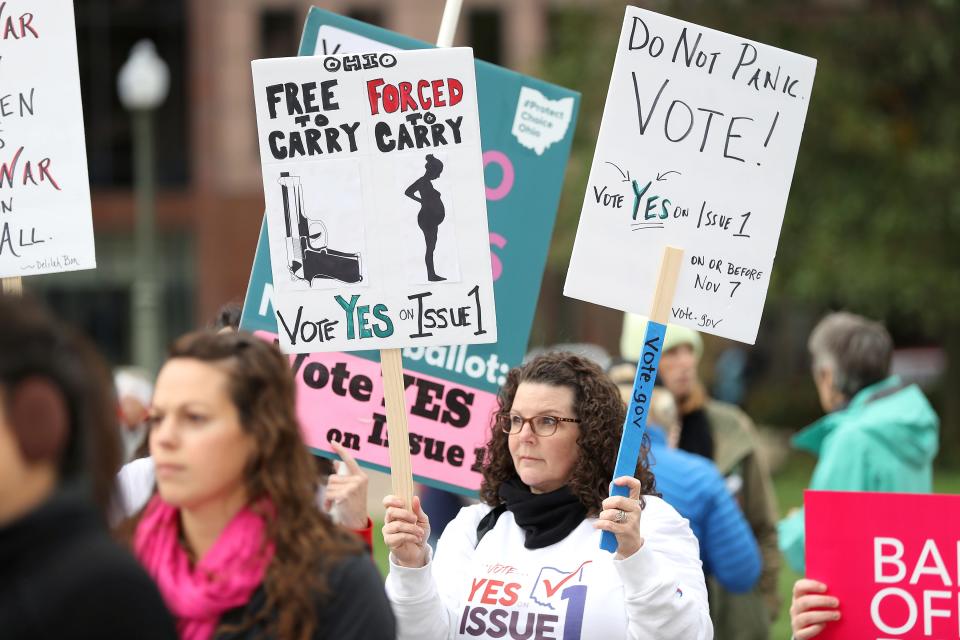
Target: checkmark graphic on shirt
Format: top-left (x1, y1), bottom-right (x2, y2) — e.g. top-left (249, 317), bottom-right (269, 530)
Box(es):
top-left (543, 560), bottom-right (592, 597)
top-left (530, 560), bottom-right (593, 607)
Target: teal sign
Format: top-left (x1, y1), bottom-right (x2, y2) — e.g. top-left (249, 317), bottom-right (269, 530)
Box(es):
top-left (241, 8), bottom-right (579, 394)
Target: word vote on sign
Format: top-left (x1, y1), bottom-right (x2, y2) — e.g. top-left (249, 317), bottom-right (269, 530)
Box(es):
top-left (565, 6), bottom-right (817, 344)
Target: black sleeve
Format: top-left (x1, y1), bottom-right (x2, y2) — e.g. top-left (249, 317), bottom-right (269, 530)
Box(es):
top-left (45, 538), bottom-right (179, 640)
top-left (314, 554), bottom-right (396, 640)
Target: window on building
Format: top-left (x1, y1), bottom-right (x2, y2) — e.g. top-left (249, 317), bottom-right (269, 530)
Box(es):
top-left (74, 0), bottom-right (189, 188)
top-left (469, 9), bottom-right (502, 65)
top-left (261, 9), bottom-right (299, 59)
top-left (346, 8), bottom-right (385, 27)
top-left (33, 231), bottom-right (196, 367)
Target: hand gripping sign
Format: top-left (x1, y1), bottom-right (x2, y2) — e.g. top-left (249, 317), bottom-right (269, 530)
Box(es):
top-left (563, 6), bottom-right (816, 552)
top-left (252, 45), bottom-right (497, 506)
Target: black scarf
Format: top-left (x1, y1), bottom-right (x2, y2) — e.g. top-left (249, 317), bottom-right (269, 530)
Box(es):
top-left (497, 478), bottom-right (587, 549)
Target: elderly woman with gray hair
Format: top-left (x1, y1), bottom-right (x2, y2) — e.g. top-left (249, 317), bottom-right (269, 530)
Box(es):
top-left (783, 312), bottom-right (939, 639)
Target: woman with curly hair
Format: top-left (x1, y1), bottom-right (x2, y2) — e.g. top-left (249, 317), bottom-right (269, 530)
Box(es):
top-left (382, 352), bottom-right (712, 639)
top-left (123, 330), bottom-right (394, 640)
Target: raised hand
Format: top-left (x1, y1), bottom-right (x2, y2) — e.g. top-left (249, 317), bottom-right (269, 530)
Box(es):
top-left (594, 475), bottom-right (645, 559)
top-left (325, 440), bottom-right (370, 530)
top-left (790, 579), bottom-right (840, 639)
top-left (382, 494), bottom-right (431, 568)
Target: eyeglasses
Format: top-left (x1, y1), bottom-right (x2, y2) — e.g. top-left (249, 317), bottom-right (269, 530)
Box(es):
top-left (496, 413), bottom-right (581, 437)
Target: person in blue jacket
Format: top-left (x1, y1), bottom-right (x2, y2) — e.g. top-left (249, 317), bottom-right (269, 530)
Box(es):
top-left (610, 363), bottom-right (762, 597)
top-left (648, 388), bottom-right (762, 594)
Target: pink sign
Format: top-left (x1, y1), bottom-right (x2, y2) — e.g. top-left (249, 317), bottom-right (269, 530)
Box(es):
top-left (805, 490), bottom-right (960, 640)
top-left (256, 331), bottom-right (499, 494)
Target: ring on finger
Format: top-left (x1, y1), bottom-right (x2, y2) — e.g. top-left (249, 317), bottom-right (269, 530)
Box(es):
top-left (614, 508), bottom-right (627, 524)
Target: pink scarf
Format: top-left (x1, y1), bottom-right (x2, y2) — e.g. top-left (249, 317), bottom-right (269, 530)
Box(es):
top-left (134, 496), bottom-right (275, 640)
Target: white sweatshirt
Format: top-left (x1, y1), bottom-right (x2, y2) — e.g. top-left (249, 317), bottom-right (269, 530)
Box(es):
top-left (385, 496), bottom-right (713, 640)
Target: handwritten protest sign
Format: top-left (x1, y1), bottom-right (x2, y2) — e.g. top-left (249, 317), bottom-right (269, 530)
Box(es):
top-left (563, 6), bottom-right (815, 552)
top-left (0, 0), bottom-right (95, 278)
top-left (251, 47), bottom-right (496, 355)
top-left (242, 9), bottom-right (579, 495)
top-left (564, 6), bottom-right (816, 344)
top-left (806, 491), bottom-right (960, 640)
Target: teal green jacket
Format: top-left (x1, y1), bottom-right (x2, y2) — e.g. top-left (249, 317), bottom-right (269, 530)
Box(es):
top-left (778, 376), bottom-right (939, 573)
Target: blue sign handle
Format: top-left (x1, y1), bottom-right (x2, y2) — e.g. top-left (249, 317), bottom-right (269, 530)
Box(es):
top-left (600, 320), bottom-right (666, 553)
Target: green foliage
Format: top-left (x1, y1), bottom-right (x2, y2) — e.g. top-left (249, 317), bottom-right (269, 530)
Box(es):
top-left (768, 4), bottom-right (960, 331)
top-left (539, 6), bottom-right (623, 271)
top-left (540, 0), bottom-right (960, 330)
top-left (538, 1), bottom-right (960, 456)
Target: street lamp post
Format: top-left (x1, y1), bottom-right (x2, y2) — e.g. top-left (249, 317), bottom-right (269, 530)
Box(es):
top-left (118, 40), bottom-right (169, 375)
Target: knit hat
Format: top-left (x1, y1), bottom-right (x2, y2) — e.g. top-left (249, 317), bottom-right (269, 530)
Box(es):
top-left (620, 313), bottom-right (703, 362)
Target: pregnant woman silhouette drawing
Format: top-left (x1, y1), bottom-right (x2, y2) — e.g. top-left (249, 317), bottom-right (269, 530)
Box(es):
top-left (404, 154), bottom-right (447, 282)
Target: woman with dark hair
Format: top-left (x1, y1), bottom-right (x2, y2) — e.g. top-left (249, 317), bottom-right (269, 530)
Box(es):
top-left (116, 304), bottom-right (375, 547)
top-left (211, 301), bottom-right (242, 332)
top-left (382, 352), bottom-right (711, 639)
top-left (404, 153), bottom-right (446, 282)
top-left (0, 295), bottom-right (176, 639)
top-left (125, 330), bottom-right (394, 640)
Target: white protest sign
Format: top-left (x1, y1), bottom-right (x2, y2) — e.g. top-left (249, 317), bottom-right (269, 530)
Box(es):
top-left (564, 6), bottom-right (816, 344)
top-left (0, 0), bottom-right (95, 277)
top-left (252, 48), bottom-right (497, 353)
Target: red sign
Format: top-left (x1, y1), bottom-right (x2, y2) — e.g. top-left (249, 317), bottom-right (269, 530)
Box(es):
top-left (805, 490), bottom-right (960, 640)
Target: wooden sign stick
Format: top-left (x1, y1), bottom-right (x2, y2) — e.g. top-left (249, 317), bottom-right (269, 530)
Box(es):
top-left (381, 348), bottom-right (415, 507)
top-left (1, 277), bottom-right (23, 296)
top-left (600, 245), bottom-right (683, 553)
top-left (380, 0), bottom-right (465, 510)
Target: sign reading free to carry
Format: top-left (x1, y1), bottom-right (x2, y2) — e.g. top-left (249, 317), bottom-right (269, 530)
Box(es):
top-left (252, 47), bottom-right (497, 353)
top-left (241, 8), bottom-right (580, 495)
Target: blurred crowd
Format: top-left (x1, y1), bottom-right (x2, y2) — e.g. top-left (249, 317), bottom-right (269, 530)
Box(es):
top-left (0, 294), bottom-right (939, 639)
